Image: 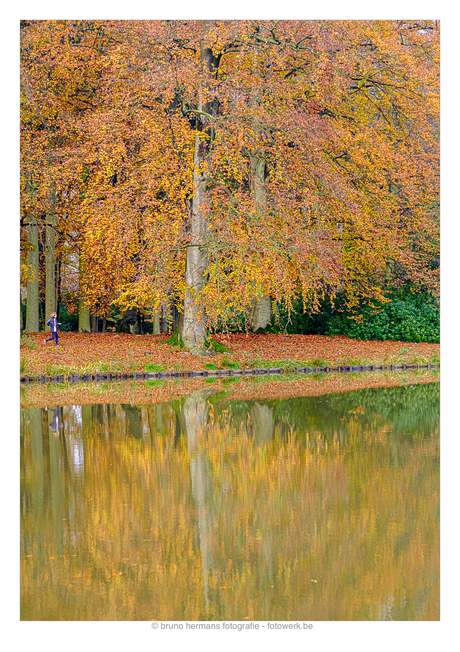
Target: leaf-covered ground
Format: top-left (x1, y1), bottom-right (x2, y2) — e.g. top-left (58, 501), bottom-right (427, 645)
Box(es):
top-left (21, 332), bottom-right (440, 378)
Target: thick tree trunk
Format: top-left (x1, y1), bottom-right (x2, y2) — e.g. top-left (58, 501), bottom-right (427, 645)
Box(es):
top-left (250, 296), bottom-right (272, 333)
top-left (25, 216), bottom-right (39, 332)
top-left (180, 36), bottom-right (218, 355)
top-left (44, 188), bottom-right (56, 331)
top-left (180, 134), bottom-right (209, 354)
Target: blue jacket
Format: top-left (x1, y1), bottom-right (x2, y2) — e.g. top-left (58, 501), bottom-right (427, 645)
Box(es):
top-left (47, 317), bottom-right (59, 332)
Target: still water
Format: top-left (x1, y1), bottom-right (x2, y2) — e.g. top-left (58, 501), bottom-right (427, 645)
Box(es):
top-left (20, 382), bottom-right (439, 621)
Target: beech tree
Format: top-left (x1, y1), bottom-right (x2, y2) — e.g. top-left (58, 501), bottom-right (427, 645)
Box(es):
top-left (20, 20), bottom-right (439, 351)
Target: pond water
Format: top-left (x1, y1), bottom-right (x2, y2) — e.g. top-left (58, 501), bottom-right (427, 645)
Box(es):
top-left (20, 382), bottom-right (439, 621)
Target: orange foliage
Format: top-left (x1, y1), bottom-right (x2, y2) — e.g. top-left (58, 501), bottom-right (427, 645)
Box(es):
top-left (20, 20), bottom-right (439, 324)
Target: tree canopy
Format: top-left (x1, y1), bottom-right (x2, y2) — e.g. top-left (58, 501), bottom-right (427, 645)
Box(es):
top-left (20, 20), bottom-right (439, 350)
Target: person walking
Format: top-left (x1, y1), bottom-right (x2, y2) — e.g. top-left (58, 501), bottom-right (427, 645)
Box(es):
top-left (44, 312), bottom-right (61, 346)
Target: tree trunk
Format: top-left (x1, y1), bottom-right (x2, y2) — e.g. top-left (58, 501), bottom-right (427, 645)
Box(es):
top-left (250, 149), bottom-right (271, 332)
top-left (90, 314), bottom-right (98, 333)
top-left (78, 298), bottom-right (90, 332)
top-left (180, 34), bottom-right (218, 355)
top-left (78, 249), bottom-right (91, 332)
top-left (153, 310), bottom-right (160, 335)
top-left (180, 133), bottom-right (209, 354)
top-left (25, 216), bottom-right (39, 332)
top-left (160, 305), bottom-right (169, 333)
top-left (56, 254), bottom-right (62, 324)
top-left (44, 187), bottom-right (56, 331)
top-left (250, 295), bottom-right (272, 333)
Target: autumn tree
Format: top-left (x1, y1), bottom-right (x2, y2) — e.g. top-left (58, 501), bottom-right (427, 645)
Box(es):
top-left (20, 20), bottom-right (439, 350)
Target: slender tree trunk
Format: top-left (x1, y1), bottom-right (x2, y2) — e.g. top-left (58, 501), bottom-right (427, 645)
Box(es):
top-left (90, 314), bottom-right (98, 333)
top-left (250, 146), bottom-right (271, 332)
top-left (78, 298), bottom-right (90, 332)
top-left (25, 216), bottom-right (39, 332)
top-left (153, 309), bottom-right (160, 335)
top-left (44, 186), bottom-right (56, 331)
top-left (56, 254), bottom-right (62, 323)
top-left (78, 249), bottom-right (90, 332)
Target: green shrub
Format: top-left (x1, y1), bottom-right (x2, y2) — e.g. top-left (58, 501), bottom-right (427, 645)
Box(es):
top-left (327, 294), bottom-right (439, 343)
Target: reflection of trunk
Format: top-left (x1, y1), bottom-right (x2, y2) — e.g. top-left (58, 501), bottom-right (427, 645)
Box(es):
top-left (121, 404), bottom-right (142, 439)
top-left (25, 216), bottom-right (39, 332)
top-left (250, 402), bottom-right (274, 446)
top-left (81, 404), bottom-right (92, 436)
top-left (45, 186), bottom-right (56, 331)
top-left (49, 417), bottom-right (63, 555)
top-left (262, 530), bottom-right (275, 615)
top-left (155, 404), bottom-right (163, 434)
top-left (182, 390), bottom-right (216, 614)
top-left (30, 408), bottom-right (44, 514)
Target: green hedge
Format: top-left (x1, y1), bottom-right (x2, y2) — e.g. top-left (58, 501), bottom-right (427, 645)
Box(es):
top-left (273, 292), bottom-right (439, 343)
top-left (327, 295), bottom-right (439, 343)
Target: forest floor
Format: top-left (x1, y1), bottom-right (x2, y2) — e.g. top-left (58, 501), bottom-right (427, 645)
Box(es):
top-left (21, 332), bottom-right (440, 378)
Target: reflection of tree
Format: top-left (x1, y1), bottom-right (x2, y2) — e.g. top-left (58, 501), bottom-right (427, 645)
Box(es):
top-left (48, 410), bottom-right (63, 556)
top-left (249, 402), bottom-right (274, 446)
top-left (20, 384), bottom-right (440, 621)
top-left (29, 408), bottom-right (44, 514)
top-left (182, 390), bottom-right (216, 616)
top-left (121, 404), bottom-right (142, 439)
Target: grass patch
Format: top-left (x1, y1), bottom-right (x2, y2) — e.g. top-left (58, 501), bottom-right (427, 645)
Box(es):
top-left (221, 377), bottom-right (242, 385)
top-left (204, 362), bottom-right (218, 370)
top-left (145, 363), bottom-right (165, 373)
top-left (220, 355), bottom-right (241, 369)
top-left (145, 379), bottom-right (166, 387)
top-left (21, 333), bottom-right (38, 350)
top-left (306, 358), bottom-right (331, 368)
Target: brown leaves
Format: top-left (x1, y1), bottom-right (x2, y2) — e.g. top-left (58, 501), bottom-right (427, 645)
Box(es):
top-left (21, 331), bottom-right (439, 378)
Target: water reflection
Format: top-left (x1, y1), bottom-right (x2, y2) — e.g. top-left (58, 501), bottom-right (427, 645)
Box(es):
top-left (20, 383), bottom-right (440, 621)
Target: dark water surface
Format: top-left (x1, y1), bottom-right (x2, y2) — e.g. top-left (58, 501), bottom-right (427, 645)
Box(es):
top-left (20, 382), bottom-right (439, 621)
